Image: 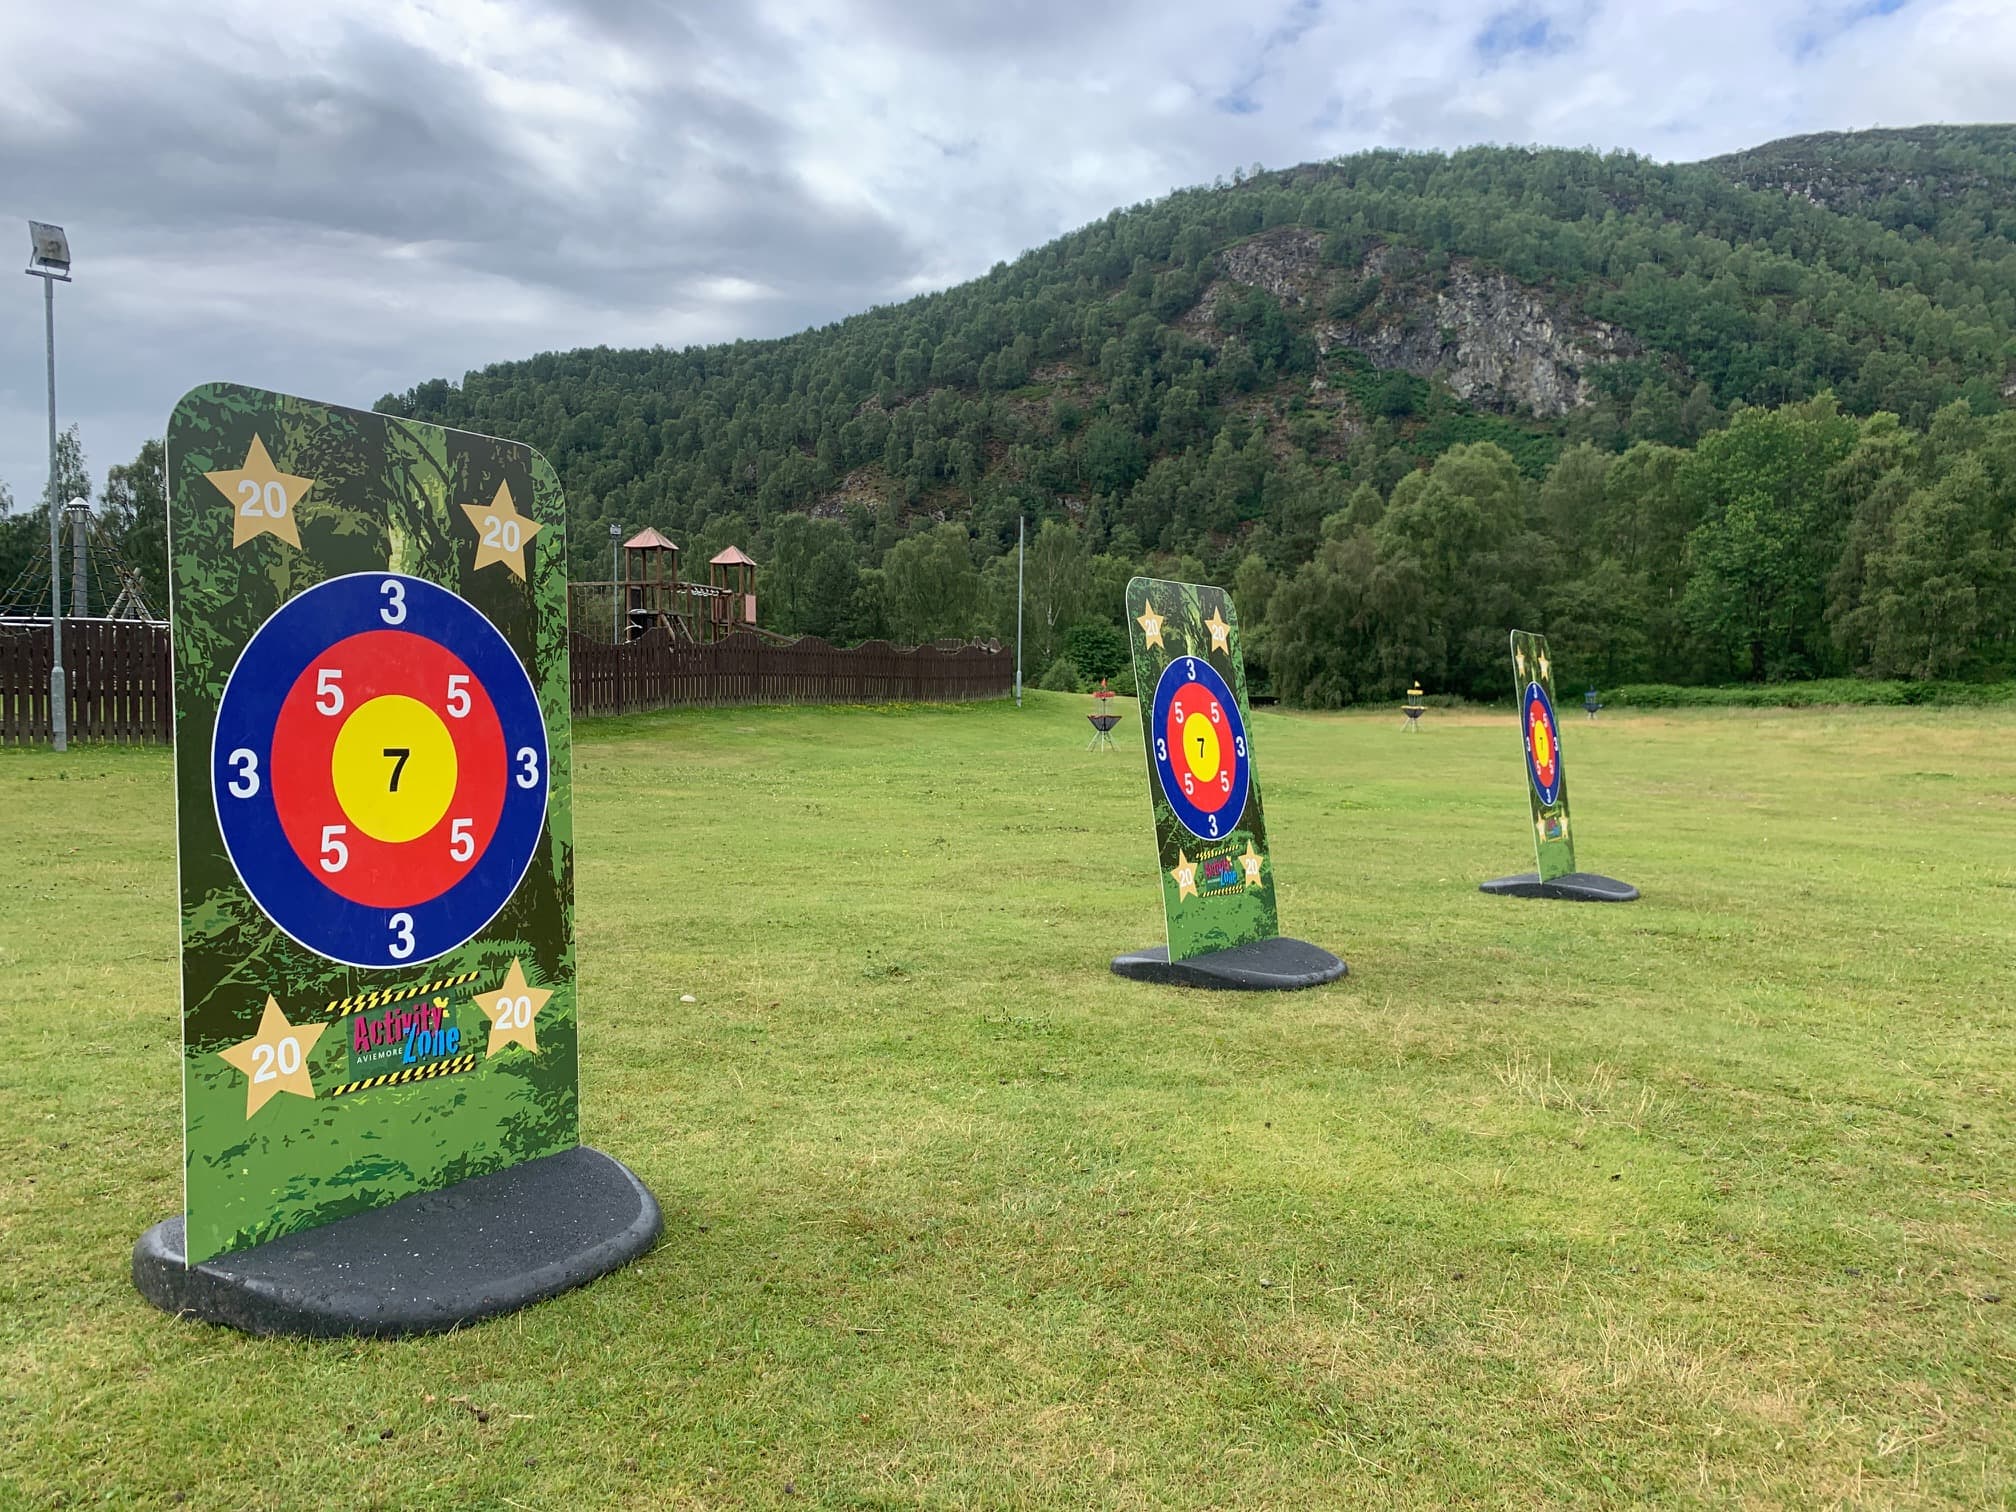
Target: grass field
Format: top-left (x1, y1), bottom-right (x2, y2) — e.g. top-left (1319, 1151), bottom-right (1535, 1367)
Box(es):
top-left (2, 694), bottom-right (2011, 1509)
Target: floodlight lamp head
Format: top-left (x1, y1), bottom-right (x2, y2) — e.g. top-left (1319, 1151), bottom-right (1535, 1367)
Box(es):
top-left (26, 220), bottom-right (71, 277)
top-left (609, 522), bottom-right (622, 538)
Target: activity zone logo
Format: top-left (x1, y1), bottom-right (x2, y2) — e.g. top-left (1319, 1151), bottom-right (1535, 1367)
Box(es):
top-left (349, 996), bottom-right (464, 1075)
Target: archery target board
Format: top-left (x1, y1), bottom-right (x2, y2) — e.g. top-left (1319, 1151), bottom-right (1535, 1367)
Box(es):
top-left (1509, 629), bottom-right (1575, 881)
top-left (1521, 679), bottom-right (1563, 809)
top-left (1150, 654), bottom-right (1251, 843)
top-left (1125, 577), bottom-right (1280, 963)
top-left (213, 573), bottom-right (548, 969)
top-left (167, 383), bottom-right (578, 1266)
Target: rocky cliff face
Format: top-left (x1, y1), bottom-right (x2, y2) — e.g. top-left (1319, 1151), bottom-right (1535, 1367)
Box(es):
top-left (1218, 227), bottom-right (1327, 306)
top-left (1197, 226), bottom-right (1641, 419)
top-left (1337, 247), bottom-right (1640, 417)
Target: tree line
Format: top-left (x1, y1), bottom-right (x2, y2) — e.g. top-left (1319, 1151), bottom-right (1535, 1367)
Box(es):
top-left (9, 392), bottom-right (2013, 706)
top-left (740, 393), bottom-right (2016, 702)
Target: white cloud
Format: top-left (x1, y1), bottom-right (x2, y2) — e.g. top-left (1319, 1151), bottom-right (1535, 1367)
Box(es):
top-left (0, 0), bottom-right (2008, 501)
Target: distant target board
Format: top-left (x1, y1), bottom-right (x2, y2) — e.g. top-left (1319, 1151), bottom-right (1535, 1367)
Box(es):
top-left (1125, 577), bottom-right (1278, 961)
top-left (167, 384), bottom-right (577, 1264)
top-left (1522, 678), bottom-right (1563, 809)
top-left (1511, 629), bottom-right (1574, 880)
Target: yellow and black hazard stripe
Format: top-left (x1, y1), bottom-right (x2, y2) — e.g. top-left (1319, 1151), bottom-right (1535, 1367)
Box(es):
top-left (324, 970), bottom-right (481, 1020)
top-left (327, 1053), bottom-right (480, 1099)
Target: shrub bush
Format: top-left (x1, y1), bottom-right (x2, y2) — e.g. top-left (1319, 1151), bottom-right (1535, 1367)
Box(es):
top-left (1038, 655), bottom-right (1085, 693)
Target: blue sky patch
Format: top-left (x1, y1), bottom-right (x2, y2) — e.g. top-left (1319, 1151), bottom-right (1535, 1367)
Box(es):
top-left (1477, 8), bottom-right (1554, 58)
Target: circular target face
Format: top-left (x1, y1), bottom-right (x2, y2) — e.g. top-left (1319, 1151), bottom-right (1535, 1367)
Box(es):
top-left (1522, 680), bottom-right (1563, 807)
top-left (211, 573), bottom-right (549, 969)
top-left (1151, 654), bottom-right (1251, 841)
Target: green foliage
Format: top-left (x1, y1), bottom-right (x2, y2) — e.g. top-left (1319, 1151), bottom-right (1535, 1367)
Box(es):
top-left (99, 439), bottom-right (168, 617)
top-left (50, 424), bottom-right (91, 511)
top-left (1410, 409), bottom-right (1561, 478)
top-left (1036, 654), bottom-right (1085, 693)
top-left (1061, 622), bottom-right (1128, 683)
top-left (1829, 405), bottom-right (2016, 680)
top-left (1021, 518), bottom-right (1091, 668)
top-left (0, 493), bottom-right (35, 614)
top-left (1678, 396), bottom-right (1862, 680)
top-left (765, 514), bottom-right (868, 642)
top-left (882, 522), bottom-right (980, 644)
top-left (1607, 679), bottom-right (2016, 707)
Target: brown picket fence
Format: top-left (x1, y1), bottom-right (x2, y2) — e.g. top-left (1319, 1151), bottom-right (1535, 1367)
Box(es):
top-left (0, 620), bottom-right (1008, 745)
top-left (0, 619), bottom-right (174, 747)
top-left (570, 628), bottom-right (1012, 715)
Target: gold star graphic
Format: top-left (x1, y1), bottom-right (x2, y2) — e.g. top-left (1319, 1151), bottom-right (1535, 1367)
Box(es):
top-left (206, 434), bottom-right (308, 549)
top-left (1537, 650), bottom-right (1552, 684)
top-left (1240, 840), bottom-right (1264, 887)
top-left (1170, 850), bottom-right (1198, 900)
top-left (477, 958), bottom-right (554, 1056)
top-left (461, 482), bottom-right (545, 580)
top-left (1136, 600), bottom-right (1166, 650)
top-left (1204, 606), bottom-right (1232, 654)
top-left (217, 996), bottom-right (327, 1119)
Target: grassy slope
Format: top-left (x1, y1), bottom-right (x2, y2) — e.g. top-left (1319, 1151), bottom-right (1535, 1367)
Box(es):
top-left (0, 697), bottom-right (2009, 1509)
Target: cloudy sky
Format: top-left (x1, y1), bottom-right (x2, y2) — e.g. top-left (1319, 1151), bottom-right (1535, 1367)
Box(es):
top-left (1, 0), bottom-right (2011, 500)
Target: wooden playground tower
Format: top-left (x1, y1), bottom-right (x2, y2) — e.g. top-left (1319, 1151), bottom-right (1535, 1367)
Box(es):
top-left (618, 530), bottom-right (760, 644)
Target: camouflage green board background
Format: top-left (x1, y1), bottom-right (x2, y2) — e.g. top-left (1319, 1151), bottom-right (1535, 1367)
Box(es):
top-left (1511, 628), bottom-right (1576, 881)
top-left (166, 383), bottom-right (577, 1264)
top-left (1125, 577), bottom-right (1279, 961)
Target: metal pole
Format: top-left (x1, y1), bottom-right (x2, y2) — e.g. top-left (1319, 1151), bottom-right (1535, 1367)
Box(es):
top-left (43, 273), bottom-right (65, 752)
top-left (611, 528), bottom-right (620, 644)
top-left (1014, 515), bottom-right (1024, 707)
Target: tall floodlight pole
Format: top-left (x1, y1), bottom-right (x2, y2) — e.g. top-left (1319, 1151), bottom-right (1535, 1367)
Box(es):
top-left (609, 521), bottom-right (622, 644)
top-left (1015, 515), bottom-right (1025, 707)
top-left (26, 222), bottom-right (72, 752)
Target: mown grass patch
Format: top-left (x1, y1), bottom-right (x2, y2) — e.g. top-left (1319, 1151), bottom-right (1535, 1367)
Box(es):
top-left (1, 696), bottom-right (2009, 1507)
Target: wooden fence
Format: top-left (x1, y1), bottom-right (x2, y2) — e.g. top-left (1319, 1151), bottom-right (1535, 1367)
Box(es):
top-left (570, 628), bottom-right (1012, 716)
top-left (0, 619), bottom-right (174, 746)
top-left (0, 620), bottom-right (1008, 745)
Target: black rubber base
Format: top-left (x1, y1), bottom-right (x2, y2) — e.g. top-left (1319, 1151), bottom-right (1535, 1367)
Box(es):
top-left (1479, 871), bottom-right (1640, 902)
top-left (132, 1145), bottom-right (661, 1338)
top-left (1111, 936), bottom-right (1348, 990)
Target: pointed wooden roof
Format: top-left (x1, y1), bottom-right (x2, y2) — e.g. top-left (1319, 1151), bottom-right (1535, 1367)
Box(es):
top-left (710, 545), bottom-right (757, 566)
top-left (623, 527), bottom-right (679, 551)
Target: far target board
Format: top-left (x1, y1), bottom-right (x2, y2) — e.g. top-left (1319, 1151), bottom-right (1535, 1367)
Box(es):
top-left (1511, 628), bottom-right (1575, 881)
top-left (1125, 577), bottom-right (1278, 960)
top-left (167, 383), bottom-right (576, 1264)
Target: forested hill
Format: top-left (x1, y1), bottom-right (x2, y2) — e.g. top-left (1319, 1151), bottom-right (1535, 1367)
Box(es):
top-left (1702, 124), bottom-right (2016, 234)
top-left (377, 125), bottom-right (2016, 701)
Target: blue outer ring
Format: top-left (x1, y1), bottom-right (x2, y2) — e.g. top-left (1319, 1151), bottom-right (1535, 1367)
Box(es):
top-left (1522, 680), bottom-right (1563, 808)
top-left (1151, 654), bottom-right (1251, 840)
top-left (211, 572), bottom-right (549, 969)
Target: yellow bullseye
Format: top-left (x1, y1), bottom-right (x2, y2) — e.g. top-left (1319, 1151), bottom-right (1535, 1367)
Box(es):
top-left (1531, 708), bottom-right (1554, 772)
top-left (330, 695), bottom-right (458, 842)
top-left (1182, 710), bottom-right (1221, 783)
